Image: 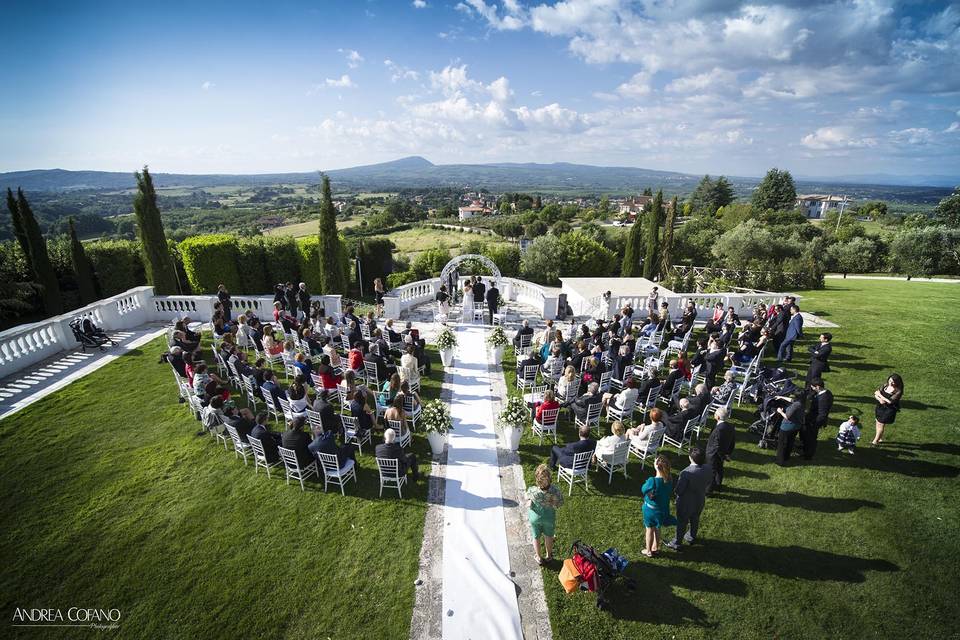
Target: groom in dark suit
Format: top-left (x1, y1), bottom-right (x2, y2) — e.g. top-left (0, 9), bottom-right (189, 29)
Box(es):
top-left (666, 447), bottom-right (713, 550)
top-left (485, 280), bottom-right (500, 324)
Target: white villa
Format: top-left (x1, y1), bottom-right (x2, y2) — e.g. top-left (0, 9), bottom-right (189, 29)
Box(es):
top-left (796, 194), bottom-right (851, 219)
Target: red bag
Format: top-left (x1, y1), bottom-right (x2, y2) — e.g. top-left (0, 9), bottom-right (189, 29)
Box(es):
top-left (572, 553), bottom-right (598, 592)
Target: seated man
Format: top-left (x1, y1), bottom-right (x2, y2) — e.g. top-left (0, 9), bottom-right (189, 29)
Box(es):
top-left (280, 417), bottom-right (315, 469)
top-left (311, 389), bottom-right (340, 434)
top-left (666, 398), bottom-right (695, 440)
top-left (249, 412), bottom-right (282, 462)
top-left (375, 428), bottom-right (420, 482)
top-left (686, 383), bottom-right (713, 417)
top-left (222, 406), bottom-right (256, 443)
top-left (565, 381), bottom-right (602, 421)
top-left (260, 369), bottom-right (286, 405)
top-left (661, 360), bottom-right (684, 406)
top-left (308, 427), bottom-right (356, 468)
top-left (516, 350), bottom-right (543, 378)
top-left (513, 319), bottom-right (534, 348)
top-left (549, 424), bottom-right (597, 470)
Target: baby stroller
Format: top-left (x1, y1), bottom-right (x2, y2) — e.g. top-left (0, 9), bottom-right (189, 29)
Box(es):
top-left (69, 317), bottom-right (117, 352)
top-left (567, 540), bottom-right (632, 610)
top-left (748, 376), bottom-right (800, 448)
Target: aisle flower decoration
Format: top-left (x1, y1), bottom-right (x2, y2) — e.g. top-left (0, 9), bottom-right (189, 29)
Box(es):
top-left (498, 396), bottom-right (528, 430)
top-left (421, 399), bottom-right (453, 434)
top-left (486, 326), bottom-right (509, 347)
top-left (436, 327), bottom-right (458, 351)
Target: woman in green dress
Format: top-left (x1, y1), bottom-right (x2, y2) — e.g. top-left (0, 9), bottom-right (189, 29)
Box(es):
top-left (641, 455), bottom-right (676, 557)
top-left (526, 463), bottom-right (564, 565)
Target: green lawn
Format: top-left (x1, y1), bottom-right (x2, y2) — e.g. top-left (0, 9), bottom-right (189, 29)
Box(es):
top-left (503, 279), bottom-right (960, 639)
top-left (0, 340), bottom-right (444, 640)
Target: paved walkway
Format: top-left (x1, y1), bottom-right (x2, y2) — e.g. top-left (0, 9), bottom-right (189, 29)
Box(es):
top-left (0, 326), bottom-right (167, 420)
top-left (441, 325), bottom-right (523, 639)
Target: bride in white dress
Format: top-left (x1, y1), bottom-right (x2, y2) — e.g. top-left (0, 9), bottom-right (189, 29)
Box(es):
top-left (461, 281), bottom-right (474, 323)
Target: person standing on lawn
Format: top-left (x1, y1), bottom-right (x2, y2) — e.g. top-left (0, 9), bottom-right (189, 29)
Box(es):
top-left (872, 373), bottom-right (904, 446)
top-left (641, 455), bottom-right (676, 558)
top-left (666, 447), bottom-right (712, 550)
top-left (526, 463), bottom-right (563, 565)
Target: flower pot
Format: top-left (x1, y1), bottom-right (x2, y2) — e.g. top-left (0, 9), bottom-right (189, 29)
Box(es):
top-left (440, 348), bottom-right (455, 367)
top-left (502, 424), bottom-right (522, 451)
top-left (427, 431), bottom-right (446, 456)
top-left (490, 345), bottom-right (504, 364)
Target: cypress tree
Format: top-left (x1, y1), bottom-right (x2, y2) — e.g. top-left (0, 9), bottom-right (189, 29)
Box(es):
top-left (660, 195), bottom-right (678, 278)
top-left (133, 166), bottom-right (179, 294)
top-left (6, 188), bottom-right (31, 269)
top-left (620, 211), bottom-right (645, 277)
top-left (17, 189), bottom-right (63, 315)
top-left (317, 175), bottom-right (347, 293)
top-left (68, 217), bottom-right (98, 304)
top-left (643, 190), bottom-right (664, 280)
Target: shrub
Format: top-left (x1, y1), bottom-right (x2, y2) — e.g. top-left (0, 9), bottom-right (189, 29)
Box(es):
top-left (86, 239), bottom-right (146, 296)
top-left (179, 234), bottom-right (241, 294)
top-left (356, 237), bottom-right (394, 288)
top-left (236, 237), bottom-right (270, 294)
top-left (296, 236), bottom-right (322, 292)
top-left (262, 236), bottom-right (300, 286)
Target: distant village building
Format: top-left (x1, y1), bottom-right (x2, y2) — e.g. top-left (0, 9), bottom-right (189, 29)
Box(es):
top-left (796, 194), bottom-right (851, 219)
top-left (617, 195), bottom-right (674, 221)
top-left (458, 202), bottom-right (492, 221)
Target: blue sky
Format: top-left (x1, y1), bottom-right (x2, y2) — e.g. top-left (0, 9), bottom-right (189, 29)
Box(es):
top-left (1, 0), bottom-right (958, 178)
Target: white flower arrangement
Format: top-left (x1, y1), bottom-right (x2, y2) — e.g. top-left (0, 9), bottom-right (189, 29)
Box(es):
top-left (498, 396), bottom-right (528, 430)
top-left (486, 325), bottom-right (509, 347)
top-left (421, 399), bottom-right (453, 434)
top-left (436, 327), bottom-right (458, 351)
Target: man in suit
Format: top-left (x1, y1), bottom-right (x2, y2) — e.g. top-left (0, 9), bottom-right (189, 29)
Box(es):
top-left (516, 350), bottom-right (543, 380)
top-left (802, 378), bottom-right (833, 461)
top-left (548, 425), bottom-right (596, 470)
top-left (223, 406), bottom-right (256, 443)
top-left (363, 343), bottom-right (394, 384)
top-left (281, 417), bottom-right (315, 470)
top-left (686, 383), bottom-right (712, 418)
top-left (249, 412), bottom-right (281, 462)
top-left (309, 427), bottom-right (356, 468)
top-left (311, 390), bottom-right (340, 435)
top-left (568, 341), bottom-right (591, 375)
top-left (485, 281), bottom-right (500, 324)
top-left (472, 278), bottom-right (486, 311)
top-left (666, 398), bottom-right (695, 440)
top-left (702, 345), bottom-right (727, 389)
top-left (665, 447), bottom-right (713, 550)
top-left (564, 382), bottom-right (602, 422)
top-left (661, 360), bottom-right (684, 408)
top-left (805, 333), bottom-right (833, 384)
top-left (297, 283), bottom-right (311, 322)
top-left (705, 407), bottom-right (735, 490)
top-left (777, 305), bottom-right (803, 363)
top-left (375, 428), bottom-right (420, 481)
top-left (284, 282), bottom-right (299, 320)
top-left (260, 370), bottom-right (286, 406)
top-left (513, 319), bottom-right (534, 348)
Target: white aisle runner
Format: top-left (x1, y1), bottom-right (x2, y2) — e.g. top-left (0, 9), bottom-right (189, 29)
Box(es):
top-left (441, 325), bottom-right (523, 640)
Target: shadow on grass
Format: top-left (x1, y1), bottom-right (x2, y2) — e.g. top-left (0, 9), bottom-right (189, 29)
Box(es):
top-left (835, 395), bottom-right (947, 412)
top-left (674, 540), bottom-right (899, 583)
top-left (890, 441), bottom-right (960, 457)
top-left (603, 562), bottom-right (747, 626)
top-left (711, 486), bottom-right (883, 513)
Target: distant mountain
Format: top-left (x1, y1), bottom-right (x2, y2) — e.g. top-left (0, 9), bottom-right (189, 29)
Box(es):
top-left (0, 157), bottom-right (953, 204)
top-left (796, 173), bottom-right (959, 189)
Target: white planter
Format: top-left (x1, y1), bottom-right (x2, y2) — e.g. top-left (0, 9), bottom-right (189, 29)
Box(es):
top-left (502, 425), bottom-right (522, 451)
top-left (427, 431), bottom-right (446, 456)
top-left (490, 345), bottom-right (504, 364)
top-left (440, 348), bottom-right (455, 367)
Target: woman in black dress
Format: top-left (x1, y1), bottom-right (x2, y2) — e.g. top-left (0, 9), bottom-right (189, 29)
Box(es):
top-left (373, 278), bottom-right (385, 317)
top-left (872, 373), bottom-right (904, 446)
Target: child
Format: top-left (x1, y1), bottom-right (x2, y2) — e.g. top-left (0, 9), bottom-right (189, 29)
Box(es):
top-left (526, 463), bottom-right (564, 565)
top-left (837, 415), bottom-right (861, 454)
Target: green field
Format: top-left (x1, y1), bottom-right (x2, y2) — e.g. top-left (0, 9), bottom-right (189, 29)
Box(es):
top-left (387, 227), bottom-right (512, 257)
top-left (503, 279), bottom-right (960, 639)
top-left (0, 338), bottom-right (445, 640)
top-left (264, 215), bottom-right (367, 237)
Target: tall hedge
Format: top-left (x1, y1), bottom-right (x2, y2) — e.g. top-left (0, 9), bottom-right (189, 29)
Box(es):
top-left (133, 167), bottom-right (179, 294)
top-left (262, 236), bottom-right (300, 286)
top-left (179, 234), bottom-right (242, 294)
top-left (236, 237), bottom-right (271, 294)
top-left (295, 236), bottom-right (323, 292)
top-left (86, 240), bottom-right (146, 296)
top-left (356, 237), bottom-right (394, 290)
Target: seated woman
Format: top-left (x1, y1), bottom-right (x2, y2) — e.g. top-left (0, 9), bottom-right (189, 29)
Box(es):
top-left (704, 302), bottom-right (725, 334)
top-left (172, 329), bottom-right (201, 356)
top-left (321, 338), bottom-right (343, 369)
top-left (364, 311), bottom-right (378, 333)
top-left (626, 408), bottom-right (665, 448)
top-left (261, 324), bottom-right (283, 356)
top-left (300, 326), bottom-right (323, 356)
top-left (286, 376), bottom-right (310, 418)
top-left (711, 371), bottom-right (738, 404)
top-left (282, 340), bottom-right (298, 362)
top-left (349, 389), bottom-right (375, 436)
top-left (541, 345), bottom-right (563, 377)
top-left (535, 389), bottom-right (560, 424)
top-left (193, 363), bottom-right (229, 402)
top-left (313, 354), bottom-right (341, 390)
top-left (594, 420), bottom-right (628, 463)
top-left (399, 345), bottom-right (420, 385)
top-left (602, 377), bottom-right (638, 410)
top-left (640, 311), bottom-right (660, 337)
top-left (380, 373), bottom-right (401, 408)
top-left (347, 343), bottom-right (365, 373)
top-left (383, 394), bottom-right (406, 426)
top-left (398, 380), bottom-right (421, 412)
top-left (556, 366), bottom-right (578, 402)
top-left (384, 319), bottom-right (403, 344)
top-left (293, 352), bottom-right (313, 382)
top-left (183, 351), bottom-right (197, 385)
top-left (583, 355), bottom-right (606, 384)
top-left (348, 321), bottom-right (363, 349)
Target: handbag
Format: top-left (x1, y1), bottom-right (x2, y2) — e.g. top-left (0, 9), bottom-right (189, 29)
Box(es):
top-left (558, 558), bottom-right (581, 594)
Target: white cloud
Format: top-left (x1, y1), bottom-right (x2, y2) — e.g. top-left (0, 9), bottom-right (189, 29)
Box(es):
top-left (412, 0), bottom-right (428, 8)
top-left (338, 49), bottom-right (364, 68)
top-left (384, 59), bottom-right (420, 82)
top-left (616, 72), bottom-right (651, 98)
top-left (666, 68), bottom-right (738, 95)
top-left (430, 64), bottom-right (483, 95)
top-left (325, 75), bottom-right (356, 88)
top-left (514, 103), bottom-right (586, 132)
top-left (889, 127), bottom-right (934, 145)
top-left (201, 81), bottom-right (214, 91)
top-left (801, 126), bottom-right (877, 150)
top-left (488, 76), bottom-right (512, 103)
top-left (946, 122), bottom-right (960, 134)
top-left (456, 0), bottom-right (525, 30)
